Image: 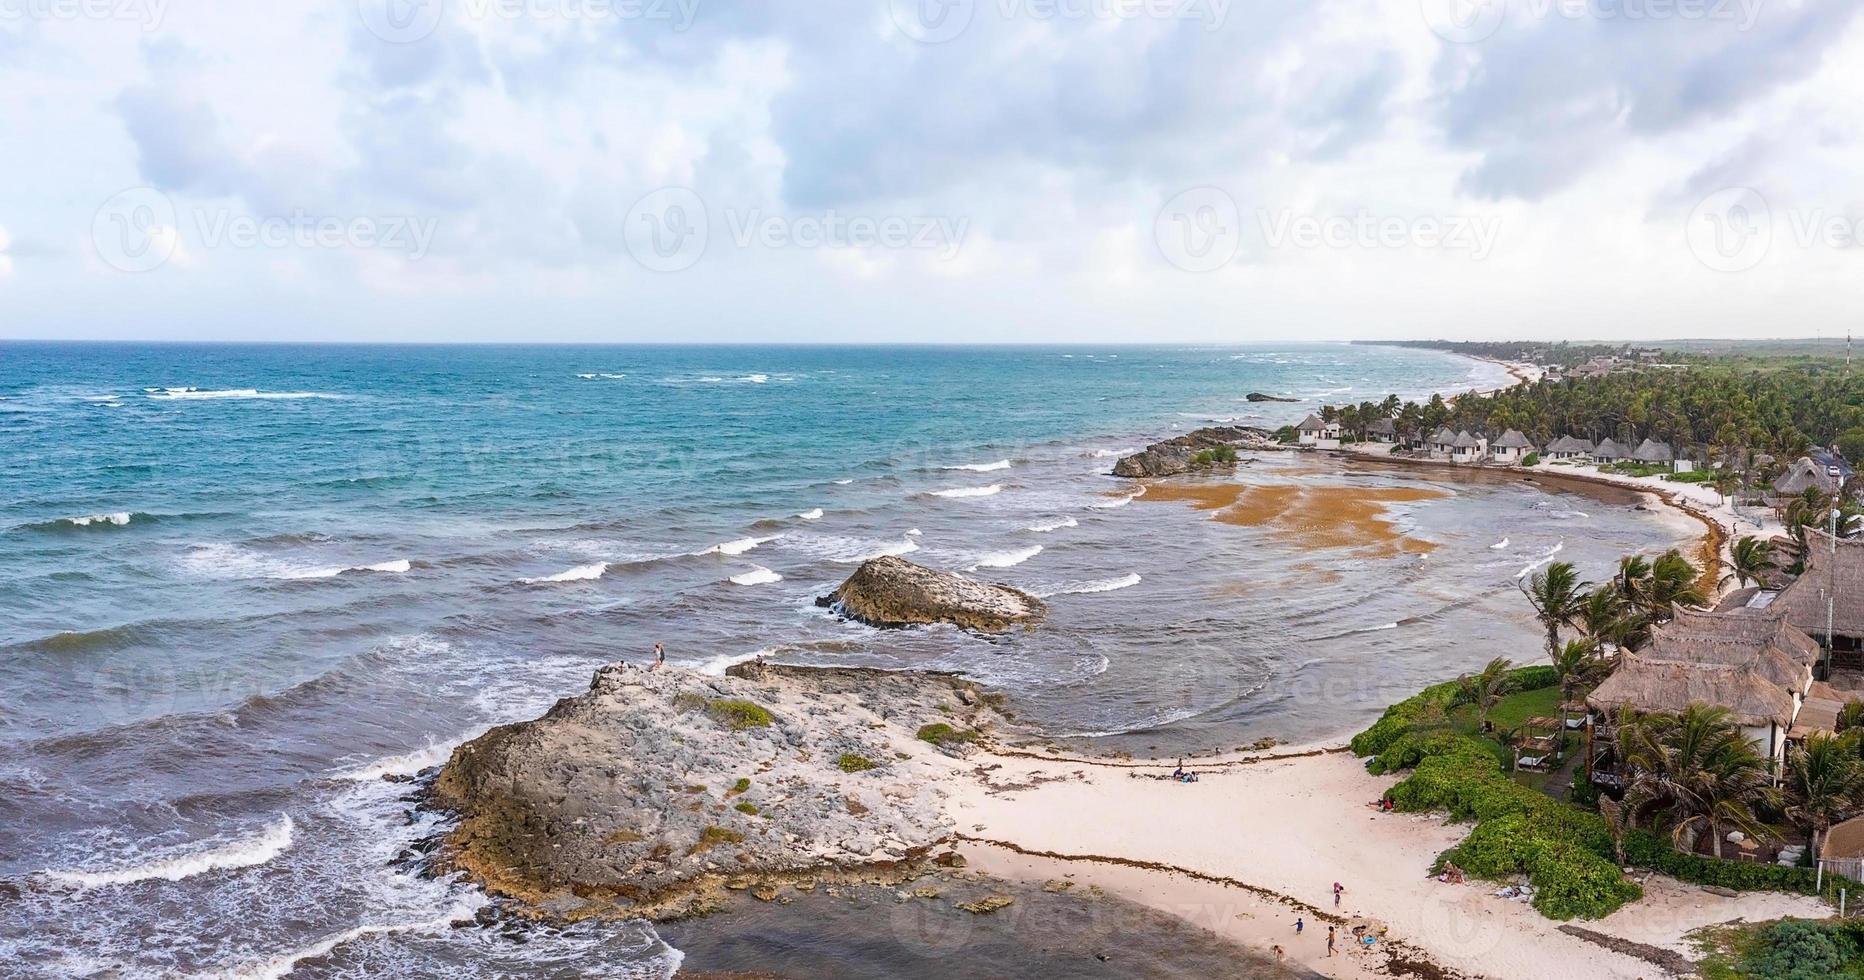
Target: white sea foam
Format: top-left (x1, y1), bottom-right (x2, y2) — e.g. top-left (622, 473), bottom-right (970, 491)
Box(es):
top-left (1515, 542), bottom-right (1566, 580)
top-left (1091, 486), bottom-right (1146, 509)
top-left (520, 562), bottom-right (608, 584)
top-left (906, 528), bottom-right (922, 536)
top-left (147, 388), bottom-right (342, 401)
top-left (944, 459), bottom-right (1011, 472)
top-left (730, 566), bottom-right (784, 586)
top-left (971, 545), bottom-right (1042, 569)
top-left (833, 479), bottom-right (854, 485)
top-left (65, 512), bottom-right (134, 527)
top-left (1491, 537), bottom-right (1510, 550)
top-left (797, 508), bottom-right (824, 520)
top-left (1032, 573), bottom-right (1141, 597)
top-left (930, 484), bottom-right (1002, 498)
top-left (741, 374), bottom-right (769, 383)
top-left (42, 815), bottom-right (294, 888)
top-left (837, 538), bottom-right (920, 562)
top-left (709, 534), bottom-right (779, 556)
top-left (284, 559), bottom-right (412, 580)
top-left (332, 737), bottom-right (467, 781)
top-left (206, 900), bottom-right (489, 980)
top-left (1027, 517), bottom-right (1077, 532)
top-left (697, 648), bottom-right (775, 676)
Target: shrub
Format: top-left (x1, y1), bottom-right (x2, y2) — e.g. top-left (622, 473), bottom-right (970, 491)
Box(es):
top-left (689, 825), bottom-right (744, 855)
top-left (1273, 425), bottom-right (1298, 444)
top-left (729, 777), bottom-right (752, 796)
top-left (836, 753), bottom-right (877, 773)
top-left (1190, 446), bottom-right (1239, 466)
top-left (706, 699), bottom-right (773, 730)
top-left (1521, 452), bottom-right (1541, 467)
top-left (916, 723), bottom-right (979, 747)
top-left (734, 801), bottom-right (760, 815)
top-left (1741, 920), bottom-right (1861, 980)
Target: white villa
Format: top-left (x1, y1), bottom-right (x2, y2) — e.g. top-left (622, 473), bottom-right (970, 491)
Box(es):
top-left (1296, 413), bottom-right (1340, 449)
top-left (1490, 429), bottom-right (1536, 464)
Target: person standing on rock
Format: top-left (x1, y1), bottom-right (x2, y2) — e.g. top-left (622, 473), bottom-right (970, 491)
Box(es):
top-left (651, 643), bottom-right (665, 671)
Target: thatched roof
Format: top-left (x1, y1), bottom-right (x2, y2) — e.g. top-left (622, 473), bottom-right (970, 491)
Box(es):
top-left (1430, 426), bottom-right (1457, 445)
top-left (1773, 457), bottom-right (1839, 496)
top-left (1546, 435), bottom-right (1592, 453)
top-left (1452, 430), bottom-right (1483, 449)
top-left (1297, 413), bottom-right (1328, 431)
top-left (1767, 531), bottom-right (1864, 637)
top-left (1493, 429), bottom-right (1534, 450)
top-left (1825, 814), bottom-right (1864, 861)
top-left (1594, 438), bottom-right (1626, 459)
top-left (1587, 605), bottom-right (1818, 728)
top-left (1365, 418), bottom-right (1396, 435)
top-left (1633, 438), bottom-right (1674, 463)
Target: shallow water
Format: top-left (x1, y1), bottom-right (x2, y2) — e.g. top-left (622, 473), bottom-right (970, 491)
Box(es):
top-left (0, 342), bottom-right (1685, 976)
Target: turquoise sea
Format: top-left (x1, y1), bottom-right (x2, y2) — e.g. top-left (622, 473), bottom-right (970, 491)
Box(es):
top-left (0, 343), bottom-right (1689, 977)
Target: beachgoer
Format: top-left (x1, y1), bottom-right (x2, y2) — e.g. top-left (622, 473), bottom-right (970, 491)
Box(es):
top-left (1333, 881), bottom-right (1343, 906)
top-left (1272, 945), bottom-right (1284, 960)
top-left (1295, 916), bottom-right (1304, 935)
top-left (652, 643), bottom-right (665, 671)
top-left (1327, 926), bottom-right (1336, 956)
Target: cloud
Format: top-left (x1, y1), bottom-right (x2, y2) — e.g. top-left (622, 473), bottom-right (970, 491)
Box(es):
top-left (0, 224), bottom-right (12, 278)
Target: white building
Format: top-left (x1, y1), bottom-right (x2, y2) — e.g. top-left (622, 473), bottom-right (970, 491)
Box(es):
top-left (1296, 413), bottom-right (1340, 449)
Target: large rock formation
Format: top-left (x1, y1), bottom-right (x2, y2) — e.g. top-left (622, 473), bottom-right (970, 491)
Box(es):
top-left (431, 661), bottom-right (1007, 919)
top-left (816, 556), bottom-right (1044, 632)
top-left (1110, 425), bottom-right (1276, 479)
top-left (1244, 392), bottom-right (1299, 403)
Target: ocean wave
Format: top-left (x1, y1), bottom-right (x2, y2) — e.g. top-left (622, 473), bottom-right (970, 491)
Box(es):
top-left (929, 484), bottom-right (1002, 498)
top-left (1091, 486), bottom-right (1146, 509)
top-left (971, 545), bottom-right (1042, 570)
top-left (906, 528), bottom-right (923, 536)
top-left (708, 534), bottom-right (779, 556)
top-left (833, 479), bottom-right (854, 485)
top-left (1490, 537), bottom-right (1510, 550)
top-left (1031, 572), bottom-right (1141, 597)
top-left (943, 459), bottom-right (1011, 472)
top-left (521, 562), bottom-right (608, 584)
top-left (44, 511), bottom-right (141, 530)
top-left (1515, 542), bottom-right (1566, 580)
top-left (145, 388), bottom-right (344, 401)
top-left (206, 899), bottom-right (490, 980)
top-left (697, 648), bottom-right (774, 676)
top-left (1027, 517), bottom-right (1078, 532)
top-left (813, 535), bottom-right (922, 563)
top-left (282, 559), bottom-right (412, 580)
top-left (39, 814), bottom-right (294, 888)
top-left (576, 373), bottom-right (627, 380)
top-left (729, 566), bottom-right (784, 586)
top-left (332, 737), bottom-right (468, 781)
top-left (797, 508), bottom-right (824, 520)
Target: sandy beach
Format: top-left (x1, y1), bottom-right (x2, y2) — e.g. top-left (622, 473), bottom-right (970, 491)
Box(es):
top-left (937, 744), bottom-right (1827, 979)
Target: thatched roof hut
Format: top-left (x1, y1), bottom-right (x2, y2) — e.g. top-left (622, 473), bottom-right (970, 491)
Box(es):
top-left (1493, 429), bottom-right (1535, 450)
top-left (1587, 605), bottom-right (1818, 729)
top-left (1594, 438), bottom-right (1626, 462)
top-left (1546, 435), bottom-right (1594, 455)
top-left (1773, 457), bottom-right (1840, 497)
top-left (1632, 438), bottom-right (1674, 464)
top-left (1762, 531), bottom-right (1864, 641)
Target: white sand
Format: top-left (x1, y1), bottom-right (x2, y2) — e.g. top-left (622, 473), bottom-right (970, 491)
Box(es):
top-left (940, 747), bottom-right (1827, 978)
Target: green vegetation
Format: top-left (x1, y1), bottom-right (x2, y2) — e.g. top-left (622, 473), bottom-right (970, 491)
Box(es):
top-left (689, 825), bottom-right (744, 855)
top-left (1695, 919), bottom-right (1864, 980)
top-left (1189, 445), bottom-right (1239, 466)
top-left (734, 801), bottom-right (760, 815)
top-left (916, 723), bottom-right (979, 747)
top-left (705, 698), bottom-right (773, 730)
top-left (836, 753), bottom-right (878, 773)
top-left (728, 777), bottom-right (752, 795)
top-left (1520, 452), bottom-right (1540, 467)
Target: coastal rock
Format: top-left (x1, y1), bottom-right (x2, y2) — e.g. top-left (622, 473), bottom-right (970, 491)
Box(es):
top-left (816, 556), bottom-right (1044, 633)
top-left (1244, 392), bottom-right (1299, 403)
top-left (1110, 425), bottom-right (1276, 479)
top-left (431, 662), bottom-right (1011, 919)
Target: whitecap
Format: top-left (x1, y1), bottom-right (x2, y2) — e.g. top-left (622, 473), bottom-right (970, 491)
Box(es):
top-left (832, 479), bottom-right (854, 485)
top-left (708, 534), bottom-right (779, 556)
top-left (1027, 517), bottom-right (1077, 533)
top-left (521, 562), bottom-right (608, 584)
top-left (843, 538), bottom-right (919, 562)
top-left (929, 484), bottom-right (1002, 498)
top-left (1091, 487), bottom-right (1145, 509)
top-left (1490, 537), bottom-right (1510, 550)
top-left (1032, 572), bottom-right (1141, 597)
top-left (65, 512), bottom-right (134, 527)
top-left (971, 545), bottom-right (1042, 570)
top-left (577, 373), bottom-right (598, 379)
top-left (1515, 542), bottom-right (1566, 580)
top-left (206, 900), bottom-right (488, 980)
top-left (41, 815), bottom-right (294, 888)
top-left (906, 528), bottom-right (923, 536)
top-left (797, 509), bottom-right (824, 520)
top-left (944, 459), bottom-right (1011, 472)
top-left (147, 388), bottom-right (342, 401)
top-left (332, 737), bottom-right (467, 781)
top-left (283, 559), bottom-right (412, 580)
top-left (730, 566), bottom-right (784, 586)
top-left (696, 649), bottom-right (775, 676)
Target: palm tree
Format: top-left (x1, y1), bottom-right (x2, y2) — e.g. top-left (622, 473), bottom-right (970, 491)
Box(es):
top-left (1550, 639), bottom-right (1602, 705)
top-left (1617, 704), bottom-right (1780, 859)
top-left (1721, 535), bottom-right (1777, 590)
top-left (1786, 733), bottom-right (1864, 860)
top-left (1646, 550), bottom-right (1708, 616)
top-left (1598, 796), bottom-right (1629, 866)
top-left (1576, 586), bottom-right (1632, 653)
top-left (1520, 562), bottom-right (1588, 663)
top-left (1458, 657), bottom-right (1514, 734)
top-left (1613, 554), bottom-right (1653, 610)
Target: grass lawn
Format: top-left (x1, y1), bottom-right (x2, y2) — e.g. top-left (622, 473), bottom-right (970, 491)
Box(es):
top-left (1449, 686), bottom-right (1572, 772)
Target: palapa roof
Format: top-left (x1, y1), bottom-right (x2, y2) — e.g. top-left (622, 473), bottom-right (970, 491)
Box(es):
top-left (1587, 605), bottom-right (1818, 728)
top-left (1632, 438), bottom-right (1674, 463)
top-left (1430, 426), bottom-right (1458, 445)
top-left (1365, 418), bottom-right (1396, 435)
top-left (1826, 814), bottom-right (1864, 862)
top-left (1452, 430), bottom-right (1485, 450)
top-left (1297, 413), bottom-right (1328, 431)
top-left (1773, 457), bottom-right (1839, 496)
top-left (1594, 438), bottom-right (1626, 458)
top-left (1493, 429), bottom-right (1534, 450)
top-left (1765, 531), bottom-right (1864, 637)
top-left (1547, 435), bottom-right (1596, 453)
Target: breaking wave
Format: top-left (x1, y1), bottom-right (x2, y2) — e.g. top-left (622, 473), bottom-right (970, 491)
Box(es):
top-left (40, 814), bottom-right (294, 888)
top-left (943, 459), bottom-right (1011, 472)
top-left (1027, 517), bottom-right (1077, 532)
top-left (1032, 573), bottom-right (1142, 597)
top-left (521, 562), bottom-right (608, 584)
top-left (797, 508), bottom-right (824, 520)
top-left (729, 566), bottom-right (784, 586)
top-left (929, 484), bottom-right (1002, 498)
top-left (708, 535), bottom-right (779, 556)
top-left (971, 545), bottom-right (1042, 570)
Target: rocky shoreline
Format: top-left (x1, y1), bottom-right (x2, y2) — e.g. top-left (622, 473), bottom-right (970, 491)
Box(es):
top-left (1109, 425), bottom-right (1279, 478)
top-left (815, 556), bottom-right (1045, 633)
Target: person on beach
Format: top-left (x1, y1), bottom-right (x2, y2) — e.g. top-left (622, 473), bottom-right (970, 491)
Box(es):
top-left (1333, 881), bottom-right (1343, 906)
top-left (651, 643), bottom-right (665, 671)
top-left (1294, 916), bottom-right (1303, 935)
top-left (1326, 926), bottom-right (1336, 956)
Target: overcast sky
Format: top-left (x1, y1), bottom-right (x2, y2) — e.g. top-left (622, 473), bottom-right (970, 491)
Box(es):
top-left (1, 0), bottom-right (1861, 343)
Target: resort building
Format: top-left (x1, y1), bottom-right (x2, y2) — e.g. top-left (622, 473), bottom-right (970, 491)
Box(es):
top-left (1588, 605), bottom-right (1821, 768)
top-left (1593, 438), bottom-right (1627, 464)
top-left (1451, 430), bottom-right (1488, 463)
top-left (1490, 429), bottom-right (1536, 464)
top-left (1723, 531), bottom-right (1864, 668)
top-left (1364, 418), bottom-right (1396, 444)
top-left (1428, 426), bottom-right (1458, 459)
top-left (1773, 457), bottom-right (1844, 498)
top-left (1296, 413), bottom-right (1341, 448)
top-left (1632, 438), bottom-right (1676, 470)
top-left (1545, 435), bottom-right (1595, 461)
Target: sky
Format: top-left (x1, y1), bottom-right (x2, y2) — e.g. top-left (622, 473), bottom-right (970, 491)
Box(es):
top-left (1, 0), bottom-right (1862, 343)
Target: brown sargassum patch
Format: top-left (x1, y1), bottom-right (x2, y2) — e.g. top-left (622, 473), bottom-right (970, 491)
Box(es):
top-left (1139, 479), bottom-right (1448, 558)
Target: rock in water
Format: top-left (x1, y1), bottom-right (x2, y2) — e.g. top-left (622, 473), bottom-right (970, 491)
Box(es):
top-left (431, 662), bottom-right (1008, 919)
top-left (1110, 425), bottom-right (1276, 478)
top-left (817, 556), bottom-right (1044, 632)
top-left (1244, 392), bottom-right (1298, 403)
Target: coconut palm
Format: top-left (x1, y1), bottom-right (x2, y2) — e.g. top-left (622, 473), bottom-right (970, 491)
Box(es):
top-left (1646, 550), bottom-right (1708, 616)
top-left (1616, 704), bottom-right (1780, 859)
top-left (1576, 586), bottom-right (1633, 652)
top-left (1458, 657), bottom-right (1514, 734)
top-left (1721, 535), bottom-right (1777, 591)
top-left (1520, 561), bottom-right (1588, 663)
top-left (1598, 796), bottom-right (1629, 866)
top-left (1551, 638), bottom-right (1603, 705)
top-left (1613, 554), bottom-right (1653, 610)
top-left (1786, 732), bottom-right (1864, 859)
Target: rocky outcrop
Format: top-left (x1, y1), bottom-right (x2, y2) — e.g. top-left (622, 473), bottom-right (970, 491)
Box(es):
top-left (1110, 425), bottom-right (1276, 478)
top-left (816, 556), bottom-right (1044, 632)
top-left (1244, 392), bottom-right (1299, 403)
top-left (431, 662), bottom-right (1007, 919)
